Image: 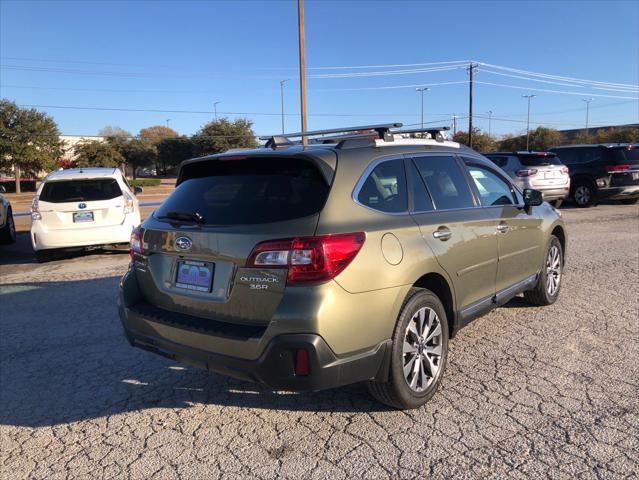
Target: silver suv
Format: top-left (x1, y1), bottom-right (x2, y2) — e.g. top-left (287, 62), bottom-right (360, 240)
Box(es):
top-left (485, 152), bottom-right (570, 208)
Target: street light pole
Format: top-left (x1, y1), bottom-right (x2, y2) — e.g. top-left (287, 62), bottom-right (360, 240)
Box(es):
top-left (166, 119), bottom-right (171, 128)
top-left (297, 0), bottom-right (308, 147)
top-left (487, 110), bottom-right (493, 137)
top-left (415, 87), bottom-right (430, 128)
top-left (213, 101), bottom-right (221, 122)
top-left (582, 98), bottom-right (593, 140)
top-left (280, 80), bottom-right (288, 134)
top-left (522, 95), bottom-right (536, 151)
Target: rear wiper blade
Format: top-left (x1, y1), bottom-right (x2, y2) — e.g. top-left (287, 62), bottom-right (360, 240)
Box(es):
top-left (157, 211), bottom-right (206, 224)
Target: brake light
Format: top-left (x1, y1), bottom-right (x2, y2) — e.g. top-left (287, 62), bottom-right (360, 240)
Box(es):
top-left (561, 167), bottom-right (569, 175)
top-left (515, 169), bottom-right (538, 177)
top-left (246, 232), bottom-right (366, 284)
top-left (130, 226), bottom-right (144, 259)
top-left (31, 198), bottom-right (41, 220)
top-left (123, 192), bottom-right (135, 214)
top-left (605, 164), bottom-right (630, 173)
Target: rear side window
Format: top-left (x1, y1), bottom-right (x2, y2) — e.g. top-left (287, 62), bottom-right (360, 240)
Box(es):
top-left (412, 156), bottom-right (475, 210)
top-left (156, 158), bottom-right (329, 225)
top-left (357, 159), bottom-right (407, 213)
top-left (39, 179), bottom-right (122, 203)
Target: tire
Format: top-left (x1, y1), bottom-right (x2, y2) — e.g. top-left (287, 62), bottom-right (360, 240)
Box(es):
top-left (35, 250), bottom-right (54, 263)
top-left (524, 235), bottom-right (563, 306)
top-left (619, 198), bottom-right (638, 205)
top-left (550, 199), bottom-right (563, 209)
top-left (572, 180), bottom-right (596, 207)
top-left (0, 208), bottom-right (16, 244)
top-left (367, 288), bottom-right (449, 410)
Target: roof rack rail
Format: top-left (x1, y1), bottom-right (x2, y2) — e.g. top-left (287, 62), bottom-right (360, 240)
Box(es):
top-left (260, 123), bottom-right (403, 148)
top-left (309, 132), bottom-right (381, 144)
top-left (391, 126), bottom-right (451, 142)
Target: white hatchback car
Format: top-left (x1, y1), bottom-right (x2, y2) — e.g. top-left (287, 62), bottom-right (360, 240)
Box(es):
top-left (31, 168), bottom-right (142, 261)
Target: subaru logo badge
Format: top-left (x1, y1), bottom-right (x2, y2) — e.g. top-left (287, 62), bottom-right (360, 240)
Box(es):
top-left (174, 236), bottom-right (192, 251)
top-left (78, 203), bottom-right (87, 209)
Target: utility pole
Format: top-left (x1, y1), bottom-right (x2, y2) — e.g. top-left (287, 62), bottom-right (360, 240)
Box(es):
top-left (452, 114), bottom-right (457, 136)
top-left (487, 110), bottom-right (493, 137)
top-left (213, 101), bottom-right (220, 122)
top-left (280, 80), bottom-right (288, 134)
top-left (582, 98), bottom-right (593, 140)
top-left (522, 94), bottom-right (536, 151)
top-left (297, 0), bottom-right (308, 147)
top-left (468, 63), bottom-right (477, 148)
top-left (165, 119), bottom-right (171, 128)
top-left (416, 87), bottom-right (430, 128)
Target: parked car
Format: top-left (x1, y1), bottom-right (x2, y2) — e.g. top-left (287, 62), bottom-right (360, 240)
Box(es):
top-left (31, 168), bottom-right (142, 262)
top-left (484, 151), bottom-right (570, 208)
top-left (548, 144), bottom-right (639, 207)
top-left (0, 185), bottom-right (17, 244)
top-left (118, 123), bottom-right (566, 410)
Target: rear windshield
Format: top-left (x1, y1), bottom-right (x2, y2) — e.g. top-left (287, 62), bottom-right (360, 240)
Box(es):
top-left (39, 178), bottom-right (122, 203)
top-left (610, 147), bottom-right (639, 164)
top-left (518, 155), bottom-right (562, 166)
top-left (155, 158), bottom-right (329, 225)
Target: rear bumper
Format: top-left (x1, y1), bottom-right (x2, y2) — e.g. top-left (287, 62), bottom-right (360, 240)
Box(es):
top-left (539, 188), bottom-right (570, 201)
top-left (598, 186), bottom-right (639, 200)
top-left (118, 277), bottom-right (391, 391)
top-left (31, 214), bottom-right (139, 250)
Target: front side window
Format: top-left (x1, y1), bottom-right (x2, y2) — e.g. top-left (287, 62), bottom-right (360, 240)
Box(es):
top-left (412, 156), bottom-right (475, 210)
top-left (466, 165), bottom-right (515, 206)
top-left (357, 159), bottom-right (407, 213)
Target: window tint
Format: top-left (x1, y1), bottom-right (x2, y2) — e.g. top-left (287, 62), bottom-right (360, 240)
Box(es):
top-left (155, 158), bottom-right (329, 225)
top-left (39, 179), bottom-right (122, 203)
top-left (466, 165), bottom-right (515, 206)
top-left (407, 161), bottom-right (433, 212)
top-left (551, 148), bottom-right (575, 164)
top-left (577, 148), bottom-right (602, 163)
top-left (412, 156), bottom-right (475, 210)
top-left (518, 155), bottom-right (562, 166)
top-left (486, 155), bottom-right (507, 168)
top-left (357, 159), bottom-right (407, 213)
top-left (610, 147), bottom-right (639, 164)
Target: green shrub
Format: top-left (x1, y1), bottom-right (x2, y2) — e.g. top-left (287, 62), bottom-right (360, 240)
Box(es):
top-left (128, 178), bottom-right (161, 187)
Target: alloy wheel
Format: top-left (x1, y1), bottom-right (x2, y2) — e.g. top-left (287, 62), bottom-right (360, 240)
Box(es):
top-left (546, 245), bottom-right (561, 296)
top-left (574, 185), bottom-right (591, 206)
top-left (402, 307), bottom-right (443, 392)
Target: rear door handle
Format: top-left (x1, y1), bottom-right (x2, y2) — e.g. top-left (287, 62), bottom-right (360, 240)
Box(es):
top-left (432, 228), bottom-right (452, 241)
top-left (496, 222), bottom-right (509, 233)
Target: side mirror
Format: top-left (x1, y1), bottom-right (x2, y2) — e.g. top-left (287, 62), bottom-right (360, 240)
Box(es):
top-left (0, 185), bottom-right (5, 194)
top-left (523, 188), bottom-right (543, 207)
top-left (134, 186), bottom-right (144, 195)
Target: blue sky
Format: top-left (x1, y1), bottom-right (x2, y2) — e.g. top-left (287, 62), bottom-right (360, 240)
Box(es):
top-left (1, 0), bottom-right (638, 138)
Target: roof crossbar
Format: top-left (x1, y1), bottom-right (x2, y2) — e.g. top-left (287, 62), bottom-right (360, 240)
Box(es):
top-left (259, 123), bottom-right (403, 143)
top-left (390, 126), bottom-right (451, 142)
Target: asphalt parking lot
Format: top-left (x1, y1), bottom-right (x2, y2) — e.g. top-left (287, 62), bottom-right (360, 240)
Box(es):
top-left (1, 203), bottom-right (638, 479)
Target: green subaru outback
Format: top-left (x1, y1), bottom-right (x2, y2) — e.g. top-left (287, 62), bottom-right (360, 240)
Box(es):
top-left (119, 124), bottom-right (566, 409)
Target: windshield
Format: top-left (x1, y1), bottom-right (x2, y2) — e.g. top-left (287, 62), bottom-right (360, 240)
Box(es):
top-left (155, 157), bottom-right (329, 225)
top-left (610, 147), bottom-right (639, 164)
top-left (39, 179), bottom-right (122, 203)
top-left (518, 155), bottom-right (562, 167)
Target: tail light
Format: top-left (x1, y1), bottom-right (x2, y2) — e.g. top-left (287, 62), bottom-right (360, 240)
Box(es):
top-left (515, 169), bottom-right (538, 177)
top-left (123, 192), bottom-right (135, 214)
top-left (605, 164), bottom-right (630, 173)
top-left (246, 232), bottom-right (366, 284)
top-left (561, 167), bottom-right (569, 175)
top-left (130, 226), bottom-right (144, 259)
top-left (31, 198), bottom-right (41, 220)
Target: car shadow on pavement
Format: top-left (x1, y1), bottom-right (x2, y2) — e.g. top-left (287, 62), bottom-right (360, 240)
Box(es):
top-left (0, 277), bottom-right (389, 429)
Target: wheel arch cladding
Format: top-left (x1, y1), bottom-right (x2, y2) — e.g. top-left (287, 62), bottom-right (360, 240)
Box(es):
top-left (551, 225), bottom-right (566, 263)
top-left (413, 272), bottom-right (456, 338)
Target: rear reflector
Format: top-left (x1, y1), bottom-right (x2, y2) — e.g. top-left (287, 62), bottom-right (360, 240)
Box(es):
top-left (246, 232), bottom-right (366, 284)
top-left (606, 164), bottom-right (630, 173)
top-left (130, 226), bottom-right (144, 259)
top-left (295, 349), bottom-right (309, 376)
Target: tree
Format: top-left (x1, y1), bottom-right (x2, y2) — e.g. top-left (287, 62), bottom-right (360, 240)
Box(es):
top-left (139, 125), bottom-right (177, 147)
top-left (120, 139), bottom-right (156, 178)
top-left (73, 139), bottom-right (124, 168)
top-left (594, 127), bottom-right (639, 144)
top-left (499, 127), bottom-right (563, 151)
top-left (98, 125), bottom-right (131, 139)
top-left (453, 128), bottom-right (498, 152)
top-left (0, 99), bottom-right (65, 192)
top-left (192, 118), bottom-right (257, 156)
top-left (156, 136), bottom-right (194, 174)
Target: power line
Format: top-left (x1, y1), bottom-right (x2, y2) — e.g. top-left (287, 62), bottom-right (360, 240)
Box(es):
top-left (474, 81), bottom-right (638, 100)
